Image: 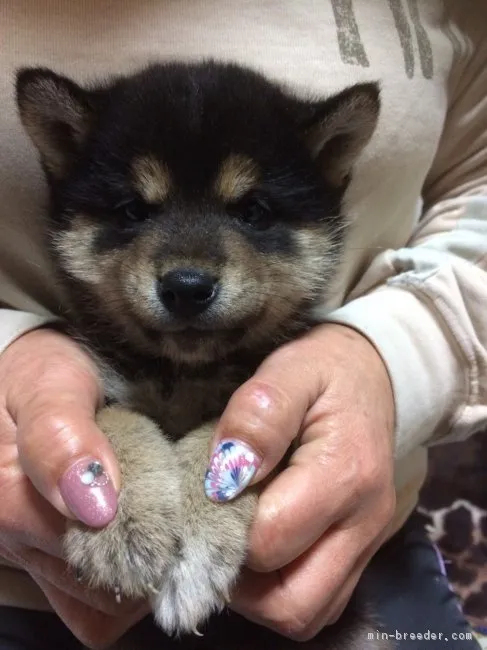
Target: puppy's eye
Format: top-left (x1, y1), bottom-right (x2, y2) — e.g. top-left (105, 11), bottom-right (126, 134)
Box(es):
top-left (232, 198), bottom-right (272, 231)
top-left (114, 199), bottom-right (153, 225)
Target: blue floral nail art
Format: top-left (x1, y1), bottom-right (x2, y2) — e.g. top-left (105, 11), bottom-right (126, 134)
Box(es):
top-left (205, 439), bottom-right (260, 502)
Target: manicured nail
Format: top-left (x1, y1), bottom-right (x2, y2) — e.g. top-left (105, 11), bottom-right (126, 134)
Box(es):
top-left (59, 458), bottom-right (117, 528)
top-left (205, 440), bottom-right (261, 502)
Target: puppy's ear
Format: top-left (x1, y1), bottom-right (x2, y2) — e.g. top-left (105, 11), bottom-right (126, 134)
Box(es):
top-left (297, 83), bottom-right (380, 188)
top-left (16, 67), bottom-right (98, 179)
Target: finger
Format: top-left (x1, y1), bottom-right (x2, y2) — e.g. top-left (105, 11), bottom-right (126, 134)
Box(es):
top-left (205, 339), bottom-right (324, 502)
top-left (7, 332), bottom-right (120, 527)
top-left (0, 541), bottom-right (141, 618)
top-left (27, 548), bottom-right (145, 617)
top-left (298, 523), bottom-right (392, 638)
top-left (232, 527), bottom-right (365, 640)
top-left (0, 474), bottom-right (65, 557)
top-left (234, 512), bottom-right (394, 641)
top-left (246, 431), bottom-right (366, 571)
top-left (247, 396), bottom-right (395, 573)
top-left (0, 407), bottom-right (66, 557)
top-left (33, 575), bottom-right (147, 650)
top-left (290, 561), bottom-right (363, 641)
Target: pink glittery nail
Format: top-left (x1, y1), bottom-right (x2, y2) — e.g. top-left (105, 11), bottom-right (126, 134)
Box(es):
top-left (59, 458), bottom-right (118, 528)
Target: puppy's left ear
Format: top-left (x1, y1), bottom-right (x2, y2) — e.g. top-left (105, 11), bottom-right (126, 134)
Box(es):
top-left (16, 67), bottom-right (99, 179)
top-left (297, 83), bottom-right (380, 188)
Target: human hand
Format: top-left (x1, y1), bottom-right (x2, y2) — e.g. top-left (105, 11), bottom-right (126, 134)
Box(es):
top-left (208, 324), bottom-right (396, 641)
top-left (0, 329), bottom-right (147, 648)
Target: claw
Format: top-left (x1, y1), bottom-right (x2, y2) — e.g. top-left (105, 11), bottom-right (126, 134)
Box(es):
top-left (192, 627), bottom-right (204, 637)
top-left (221, 590), bottom-right (231, 606)
top-left (114, 586), bottom-right (122, 604)
top-left (147, 583), bottom-right (160, 596)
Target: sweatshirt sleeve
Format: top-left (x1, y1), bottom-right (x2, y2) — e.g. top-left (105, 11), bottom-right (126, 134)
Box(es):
top-left (326, 33), bottom-right (487, 460)
top-left (0, 308), bottom-right (58, 355)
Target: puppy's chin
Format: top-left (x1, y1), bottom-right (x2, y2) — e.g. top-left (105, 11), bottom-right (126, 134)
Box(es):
top-left (134, 309), bottom-right (268, 364)
top-left (158, 329), bottom-right (244, 365)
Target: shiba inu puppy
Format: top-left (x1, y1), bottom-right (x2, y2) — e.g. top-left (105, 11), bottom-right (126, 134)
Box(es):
top-left (16, 61), bottom-right (391, 650)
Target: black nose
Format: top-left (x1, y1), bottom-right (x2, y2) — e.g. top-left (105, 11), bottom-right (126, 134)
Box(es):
top-left (158, 269), bottom-right (219, 317)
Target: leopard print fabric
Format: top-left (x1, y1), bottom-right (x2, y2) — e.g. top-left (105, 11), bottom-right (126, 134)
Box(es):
top-left (418, 432), bottom-right (487, 640)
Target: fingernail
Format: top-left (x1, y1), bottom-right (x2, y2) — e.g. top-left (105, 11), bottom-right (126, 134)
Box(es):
top-left (59, 458), bottom-right (117, 528)
top-left (205, 440), bottom-right (261, 503)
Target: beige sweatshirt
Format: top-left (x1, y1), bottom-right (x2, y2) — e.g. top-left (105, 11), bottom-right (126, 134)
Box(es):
top-left (0, 0), bottom-right (486, 614)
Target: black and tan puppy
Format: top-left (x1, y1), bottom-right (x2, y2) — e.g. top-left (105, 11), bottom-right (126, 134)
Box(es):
top-left (16, 61), bottom-right (390, 650)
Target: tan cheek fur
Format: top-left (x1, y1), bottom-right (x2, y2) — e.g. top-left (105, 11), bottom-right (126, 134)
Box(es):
top-left (54, 216), bottom-right (163, 343)
top-left (218, 225), bottom-right (337, 340)
top-left (53, 216), bottom-right (114, 285)
top-left (217, 229), bottom-right (265, 321)
top-left (119, 229), bottom-right (162, 324)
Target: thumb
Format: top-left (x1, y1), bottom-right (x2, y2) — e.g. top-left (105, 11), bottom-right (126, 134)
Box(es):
top-left (6, 331), bottom-right (120, 528)
top-left (205, 339), bottom-right (322, 503)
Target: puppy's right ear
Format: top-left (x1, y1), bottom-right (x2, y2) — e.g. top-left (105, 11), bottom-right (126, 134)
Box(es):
top-left (16, 68), bottom-right (97, 179)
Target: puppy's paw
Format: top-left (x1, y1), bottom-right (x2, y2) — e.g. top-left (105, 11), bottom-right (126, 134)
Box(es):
top-left (63, 406), bottom-right (183, 599)
top-left (64, 503), bottom-right (180, 599)
top-left (150, 424), bottom-right (258, 635)
top-left (151, 533), bottom-right (239, 634)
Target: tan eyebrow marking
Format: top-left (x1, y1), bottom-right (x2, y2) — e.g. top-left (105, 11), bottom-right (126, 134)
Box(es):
top-left (214, 154), bottom-right (259, 202)
top-left (132, 156), bottom-right (172, 202)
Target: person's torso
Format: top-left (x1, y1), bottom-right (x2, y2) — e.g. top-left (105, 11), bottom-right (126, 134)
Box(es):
top-left (0, 0), bottom-right (480, 612)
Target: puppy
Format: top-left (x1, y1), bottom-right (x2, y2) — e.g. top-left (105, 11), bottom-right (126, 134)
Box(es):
top-left (16, 61), bottom-right (391, 650)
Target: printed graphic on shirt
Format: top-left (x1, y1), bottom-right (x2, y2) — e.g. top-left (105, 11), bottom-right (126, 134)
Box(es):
top-left (331, 0), bottom-right (434, 78)
top-left (330, 0), bottom-right (369, 67)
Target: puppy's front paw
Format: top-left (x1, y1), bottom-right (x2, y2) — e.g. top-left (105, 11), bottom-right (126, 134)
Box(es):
top-left (151, 425), bottom-right (258, 635)
top-left (151, 524), bottom-right (248, 635)
top-left (63, 407), bottom-right (183, 599)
